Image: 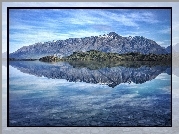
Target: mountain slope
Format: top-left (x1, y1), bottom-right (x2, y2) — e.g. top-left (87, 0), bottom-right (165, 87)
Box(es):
top-left (9, 32), bottom-right (168, 59)
top-left (165, 45), bottom-right (171, 53)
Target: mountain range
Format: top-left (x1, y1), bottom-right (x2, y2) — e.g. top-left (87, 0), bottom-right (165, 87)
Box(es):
top-left (9, 61), bottom-right (170, 88)
top-left (9, 32), bottom-right (170, 59)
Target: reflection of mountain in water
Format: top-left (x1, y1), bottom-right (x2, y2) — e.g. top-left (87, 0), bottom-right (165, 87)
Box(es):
top-left (9, 61), bottom-right (171, 88)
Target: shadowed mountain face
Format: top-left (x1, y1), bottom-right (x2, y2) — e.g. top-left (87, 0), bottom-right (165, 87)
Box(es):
top-left (165, 45), bottom-right (171, 53)
top-left (9, 32), bottom-right (168, 59)
top-left (9, 61), bottom-right (171, 88)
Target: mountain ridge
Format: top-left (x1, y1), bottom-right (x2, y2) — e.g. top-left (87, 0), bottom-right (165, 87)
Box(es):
top-left (9, 32), bottom-right (169, 59)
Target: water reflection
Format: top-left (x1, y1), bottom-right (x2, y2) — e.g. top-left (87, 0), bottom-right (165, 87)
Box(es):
top-left (9, 60), bottom-right (171, 88)
top-left (9, 61), bottom-right (172, 126)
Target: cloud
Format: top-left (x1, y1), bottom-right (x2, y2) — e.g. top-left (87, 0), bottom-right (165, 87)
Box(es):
top-left (154, 73), bottom-right (170, 80)
top-left (67, 10), bottom-right (108, 25)
top-left (121, 31), bottom-right (150, 37)
top-left (126, 11), bottom-right (159, 24)
top-left (156, 41), bottom-right (170, 47)
top-left (92, 24), bottom-right (113, 31)
top-left (159, 27), bottom-right (171, 34)
top-left (9, 30), bottom-right (62, 53)
top-left (156, 41), bottom-right (165, 45)
top-left (159, 86), bottom-right (171, 94)
top-left (67, 30), bottom-right (108, 38)
top-left (90, 10), bottom-right (159, 28)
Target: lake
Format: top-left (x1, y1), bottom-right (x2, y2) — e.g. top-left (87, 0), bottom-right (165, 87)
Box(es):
top-left (9, 60), bottom-right (171, 126)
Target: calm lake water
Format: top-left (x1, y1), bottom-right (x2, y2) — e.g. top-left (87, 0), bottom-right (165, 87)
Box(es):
top-left (9, 60), bottom-right (171, 126)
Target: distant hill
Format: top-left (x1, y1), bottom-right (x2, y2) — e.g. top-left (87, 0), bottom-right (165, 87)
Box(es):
top-left (9, 32), bottom-right (168, 59)
top-left (62, 50), bottom-right (171, 62)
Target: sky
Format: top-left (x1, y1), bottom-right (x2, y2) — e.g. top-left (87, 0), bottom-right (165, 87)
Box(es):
top-left (8, 8), bottom-right (171, 53)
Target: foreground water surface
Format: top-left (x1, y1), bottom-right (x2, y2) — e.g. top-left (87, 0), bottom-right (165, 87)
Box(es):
top-left (9, 60), bottom-right (171, 126)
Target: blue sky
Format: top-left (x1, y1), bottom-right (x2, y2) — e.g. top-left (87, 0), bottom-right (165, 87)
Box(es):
top-left (9, 9), bottom-right (171, 53)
